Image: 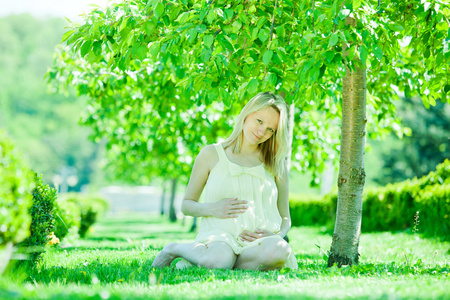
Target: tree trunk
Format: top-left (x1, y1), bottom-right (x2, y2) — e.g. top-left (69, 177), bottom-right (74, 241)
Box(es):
top-left (169, 178), bottom-right (177, 222)
top-left (160, 181), bottom-right (166, 216)
top-left (328, 17), bottom-right (367, 267)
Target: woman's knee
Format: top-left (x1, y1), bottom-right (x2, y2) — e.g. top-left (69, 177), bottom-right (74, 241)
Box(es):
top-left (197, 243), bottom-right (236, 269)
top-left (199, 252), bottom-right (235, 269)
top-left (260, 239), bottom-right (291, 266)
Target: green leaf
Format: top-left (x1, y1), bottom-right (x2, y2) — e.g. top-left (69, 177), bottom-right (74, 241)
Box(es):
top-left (353, 0), bottom-right (361, 10)
top-left (276, 26), bottom-right (285, 39)
top-left (258, 28), bottom-right (270, 43)
top-left (217, 34), bottom-right (234, 52)
top-left (207, 9), bottom-right (215, 24)
top-left (429, 96), bottom-right (436, 106)
top-left (149, 42), bottom-right (160, 57)
top-left (224, 9), bottom-right (234, 21)
top-left (422, 32), bottom-right (430, 44)
top-left (338, 9), bottom-right (351, 19)
top-left (231, 21), bottom-right (242, 33)
top-left (359, 45), bottom-right (368, 64)
top-left (267, 73), bottom-right (278, 86)
top-left (247, 79), bottom-right (258, 94)
top-left (251, 27), bottom-right (259, 40)
top-left (424, 48), bottom-right (430, 58)
top-left (187, 28), bottom-right (197, 43)
top-left (262, 50), bottom-right (273, 65)
top-left (422, 95), bottom-right (430, 109)
top-left (207, 88), bottom-right (219, 102)
top-left (136, 45), bottom-right (147, 61)
top-left (324, 51), bottom-right (335, 63)
top-left (373, 45), bottom-right (383, 60)
top-left (61, 30), bottom-right (75, 43)
top-left (154, 3), bottom-right (164, 19)
top-left (444, 84), bottom-right (450, 94)
top-left (203, 34), bottom-right (214, 47)
top-left (144, 22), bottom-right (156, 35)
top-left (200, 48), bottom-right (211, 62)
top-left (80, 41), bottom-right (92, 57)
top-left (199, 9), bottom-right (207, 21)
top-left (93, 41), bottom-right (102, 56)
top-left (329, 33), bottom-right (339, 47)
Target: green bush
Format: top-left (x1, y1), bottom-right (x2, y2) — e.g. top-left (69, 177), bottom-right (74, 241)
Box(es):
top-left (60, 194), bottom-right (109, 238)
top-left (289, 194), bottom-right (332, 227)
top-left (20, 174), bottom-right (58, 262)
top-left (411, 183), bottom-right (449, 239)
top-left (417, 158), bottom-right (450, 188)
top-left (290, 159), bottom-right (450, 240)
top-left (54, 198), bottom-right (81, 241)
top-left (0, 130), bottom-right (35, 248)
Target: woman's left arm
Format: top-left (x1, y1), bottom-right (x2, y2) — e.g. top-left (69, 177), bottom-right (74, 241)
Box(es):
top-left (275, 170), bottom-right (291, 238)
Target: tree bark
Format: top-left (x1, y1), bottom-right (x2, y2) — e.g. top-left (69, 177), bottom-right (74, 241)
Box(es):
top-left (160, 181), bottom-right (166, 216)
top-left (169, 178), bottom-right (178, 222)
top-left (327, 17), bottom-right (367, 267)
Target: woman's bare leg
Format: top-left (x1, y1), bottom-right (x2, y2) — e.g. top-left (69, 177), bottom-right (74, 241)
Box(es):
top-left (233, 237), bottom-right (291, 270)
top-left (151, 241), bottom-right (237, 269)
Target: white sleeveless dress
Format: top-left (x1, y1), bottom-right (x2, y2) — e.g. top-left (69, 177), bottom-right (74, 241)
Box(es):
top-left (178, 143), bottom-right (298, 269)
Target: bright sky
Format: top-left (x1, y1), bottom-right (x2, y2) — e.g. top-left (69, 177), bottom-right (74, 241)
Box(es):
top-left (0, 0), bottom-right (118, 21)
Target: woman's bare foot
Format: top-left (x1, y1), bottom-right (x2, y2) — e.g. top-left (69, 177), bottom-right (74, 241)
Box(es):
top-left (151, 243), bottom-right (178, 268)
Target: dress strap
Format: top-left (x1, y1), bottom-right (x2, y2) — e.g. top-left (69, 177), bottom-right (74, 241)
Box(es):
top-left (214, 143), bottom-right (228, 162)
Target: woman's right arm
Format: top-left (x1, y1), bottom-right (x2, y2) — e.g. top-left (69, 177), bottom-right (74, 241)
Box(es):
top-left (181, 145), bottom-right (247, 218)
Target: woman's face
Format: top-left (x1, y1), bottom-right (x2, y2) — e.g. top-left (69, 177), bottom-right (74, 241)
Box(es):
top-left (242, 106), bottom-right (280, 146)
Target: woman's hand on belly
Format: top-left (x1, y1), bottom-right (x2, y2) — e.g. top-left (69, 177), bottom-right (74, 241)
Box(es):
top-left (239, 229), bottom-right (275, 242)
top-left (208, 197), bottom-right (248, 219)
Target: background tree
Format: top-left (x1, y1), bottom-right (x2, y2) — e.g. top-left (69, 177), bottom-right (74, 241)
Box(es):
top-left (0, 14), bottom-right (103, 191)
top-left (373, 95), bottom-right (450, 185)
top-left (47, 0), bottom-right (450, 266)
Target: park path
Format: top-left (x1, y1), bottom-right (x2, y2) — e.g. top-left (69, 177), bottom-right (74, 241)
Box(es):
top-left (98, 186), bottom-right (184, 214)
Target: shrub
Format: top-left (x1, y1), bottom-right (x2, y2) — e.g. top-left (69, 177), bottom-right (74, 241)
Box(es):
top-left (20, 173), bottom-right (58, 262)
top-left (53, 198), bottom-right (81, 241)
top-left (290, 159), bottom-right (450, 240)
top-left (0, 130), bottom-right (35, 248)
top-left (289, 194), bottom-right (332, 227)
top-left (415, 183), bottom-right (450, 239)
top-left (59, 194), bottom-right (109, 238)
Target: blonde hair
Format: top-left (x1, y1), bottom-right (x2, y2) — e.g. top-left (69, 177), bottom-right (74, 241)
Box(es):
top-left (223, 92), bottom-right (289, 179)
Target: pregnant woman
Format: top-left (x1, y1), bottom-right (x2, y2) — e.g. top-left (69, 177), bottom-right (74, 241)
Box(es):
top-left (151, 92), bottom-right (298, 270)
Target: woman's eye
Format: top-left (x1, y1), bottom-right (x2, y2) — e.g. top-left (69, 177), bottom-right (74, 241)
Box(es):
top-left (257, 119), bottom-right (262, 124)
top-left (269, 128), bottom-right (274, 133)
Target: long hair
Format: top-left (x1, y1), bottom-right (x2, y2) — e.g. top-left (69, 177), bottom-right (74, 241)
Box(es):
top-left (222, 92), bottom-right (289, 179)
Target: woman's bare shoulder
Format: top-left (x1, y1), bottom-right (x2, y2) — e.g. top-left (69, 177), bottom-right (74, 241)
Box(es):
top-left (196, 144), bottom-right (219, 171)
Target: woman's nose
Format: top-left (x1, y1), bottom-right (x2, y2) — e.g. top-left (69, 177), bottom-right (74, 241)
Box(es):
top-left (257, 127), bottom-right (265, 135)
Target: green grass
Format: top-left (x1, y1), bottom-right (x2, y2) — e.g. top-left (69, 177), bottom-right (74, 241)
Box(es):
top-left (1, 213), bottom-right (449, 299)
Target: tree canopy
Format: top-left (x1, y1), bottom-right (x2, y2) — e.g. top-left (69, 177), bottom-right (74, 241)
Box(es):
top-left (47, 0), bottom-right (450, 182)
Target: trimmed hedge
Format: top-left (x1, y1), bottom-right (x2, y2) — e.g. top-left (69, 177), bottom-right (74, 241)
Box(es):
top-left (289, 194), bottom-right (332, 227)
top-left (290, 159), bottom-right (450, 240)
top-left (54, 198), bottom-right (81, 241)
top-left (20, 174), bottom-right (58, 261)
top-left (0, 131), bottom-right (35, 248)
top-left (55, 193), bottom-right (109, 238)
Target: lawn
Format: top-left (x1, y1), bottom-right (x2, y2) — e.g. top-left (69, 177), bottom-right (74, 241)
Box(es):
top-left (1, 213), bottom-right (449, 299)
